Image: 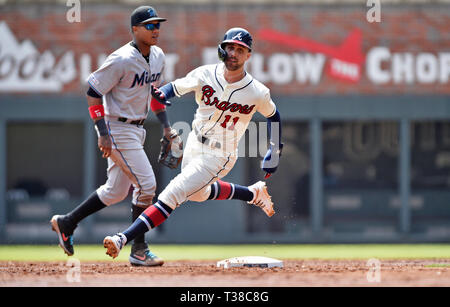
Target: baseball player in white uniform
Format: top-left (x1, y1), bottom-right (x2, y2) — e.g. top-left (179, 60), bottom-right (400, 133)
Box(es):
top-left (103, 28), bottom-right (284, 259)
top-left (51, 6), bottom-right (181, 266)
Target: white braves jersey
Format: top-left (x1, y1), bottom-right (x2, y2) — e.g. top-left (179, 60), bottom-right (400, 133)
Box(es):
top-left (171, 63), bottom-right (276, 153)
top-left (87, 42), bottom-right (165, 120)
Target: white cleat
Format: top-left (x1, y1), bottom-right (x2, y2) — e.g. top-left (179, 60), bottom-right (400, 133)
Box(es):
top-left (103, 233), bottom-right (127, 259)
top-left (248, 181), bottom-right (275, 217)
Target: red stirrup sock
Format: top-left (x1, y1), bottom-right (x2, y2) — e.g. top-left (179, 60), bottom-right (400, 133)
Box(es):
top-left (208, 180), bottom-right (253, 202)
top-left (122, 201), bottom-right (173, 243)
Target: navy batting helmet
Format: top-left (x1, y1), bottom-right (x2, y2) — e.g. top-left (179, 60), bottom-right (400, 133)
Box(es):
top-left (218, 27), bottom-right (253, 62)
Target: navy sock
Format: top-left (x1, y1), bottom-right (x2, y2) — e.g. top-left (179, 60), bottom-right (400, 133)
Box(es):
top-left (131, 205), bottom-right (146, 245)
top-left (122, 219), bottom-right (149, 245)
top-left (122, 201), bottom-right (173, 244)
top-left (66, 191), bottom-right (106, 226)
top-left (208, 180), bottom-right (254, 202)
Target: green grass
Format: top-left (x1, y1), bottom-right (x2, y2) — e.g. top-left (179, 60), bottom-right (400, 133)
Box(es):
top-left (0, 244), bottom-right (450, 262)
top-left (425, 264), bottom-right (450, 268)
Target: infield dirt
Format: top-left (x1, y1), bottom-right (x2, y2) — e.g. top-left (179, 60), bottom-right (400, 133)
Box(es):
top-left (1, 259), bottom-right (450, 287)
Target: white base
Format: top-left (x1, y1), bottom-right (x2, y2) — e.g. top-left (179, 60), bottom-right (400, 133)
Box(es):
top-left (217, 256), bottom-right (284, 269)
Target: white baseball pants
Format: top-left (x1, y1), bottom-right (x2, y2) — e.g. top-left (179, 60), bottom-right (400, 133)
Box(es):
top-left (158, 131), bottom-right (237, 209)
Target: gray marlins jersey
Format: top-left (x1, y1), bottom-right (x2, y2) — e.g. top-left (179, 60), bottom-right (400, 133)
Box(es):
top-left (87, 42), bottom-right (165, 120)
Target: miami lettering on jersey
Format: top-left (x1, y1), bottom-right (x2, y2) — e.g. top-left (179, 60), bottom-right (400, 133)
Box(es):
top-left (130, 71), bottom-right (161, 88)
top-left (201, 85), bottom-right (255, 115)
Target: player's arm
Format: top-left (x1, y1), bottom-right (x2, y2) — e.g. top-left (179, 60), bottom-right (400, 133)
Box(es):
top-left (150, 87), bottom-right (183, 169)
top-left (261, 109), bottom-right (283, 178)
top-left (267, 109), bottom-right (282, 148)
top-left (150, 82), bottom-right (175, 106)
top-left (151, 67), bottom-right (202, 104)
top-left (86, 86), bottom-right (111, 159)
top-left (85, 53), bottom-right (124, 159)
top-left (150, 59), bottom-right (176, 137)
top-left (257, 88), bottom-right (283, 179)
top-left (150, 94), bottom-right (175, 138)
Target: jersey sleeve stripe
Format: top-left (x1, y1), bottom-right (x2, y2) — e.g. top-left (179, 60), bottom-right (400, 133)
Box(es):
top-left (172, 82), bottom-right (181, 97)
top-left (87, 80), bottom-right (104, 97)
top-left (266, 107), bottom-right (277, 118)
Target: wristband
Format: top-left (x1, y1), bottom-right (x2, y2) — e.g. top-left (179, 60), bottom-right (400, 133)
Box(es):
top-left (89, 104), bottom-right (105, 120)
top-left (150, 97), bottom-right (166, 112)
top-left (95, 118), bottom-right (108, 136)
top-left (159, 83), bottom-right (176, 100)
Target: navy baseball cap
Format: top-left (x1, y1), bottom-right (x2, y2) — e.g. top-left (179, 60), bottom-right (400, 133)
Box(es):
top-left (131, 6), bottom-right (167, 27)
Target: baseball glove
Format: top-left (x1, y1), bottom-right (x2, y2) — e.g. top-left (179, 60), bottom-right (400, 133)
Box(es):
top-left (158, 129), bottom-right (183, 169)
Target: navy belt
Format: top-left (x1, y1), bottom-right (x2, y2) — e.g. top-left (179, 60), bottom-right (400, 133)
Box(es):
top-left (118, 117), bottom-right (145, 126)
top-left (194, 127), bottom-right (221, 149)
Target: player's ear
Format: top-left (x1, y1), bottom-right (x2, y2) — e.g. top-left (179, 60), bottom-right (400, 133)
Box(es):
top-left (246, 51), bottom-right (252, 61)
top-left (131, 25), bottom-right (138, 35)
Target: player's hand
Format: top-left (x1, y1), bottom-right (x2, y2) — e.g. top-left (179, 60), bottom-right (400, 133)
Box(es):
top-left (163, 127), bottom-right (178, 140)
top-left (158, 128), bottom-right (183, 169)
top-left (261, 143), bottom-right (284, 179)
top-left (98, 135), bottom-right (112, 158)
top-left (151, 84), bottom-right (172, 106)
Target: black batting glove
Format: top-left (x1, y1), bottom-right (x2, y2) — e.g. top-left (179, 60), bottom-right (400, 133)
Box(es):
top-left (151, 84), bottom-right (172, 106)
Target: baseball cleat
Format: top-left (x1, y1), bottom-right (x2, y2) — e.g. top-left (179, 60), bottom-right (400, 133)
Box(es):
top-left (248, 181), bottom-right (275, 217)
top-left (103, 233), bottom-right (127, 259)
top-left (129, 243), bottom-right (164, 267)
top-left (50, 215), bottom-right (76, 256)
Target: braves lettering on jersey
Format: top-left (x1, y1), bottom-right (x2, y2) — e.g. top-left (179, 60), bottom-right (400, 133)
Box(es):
top-left (171, 63), bottom-right (276, 154)
top-left (87, 42), bottom-right (165, 121)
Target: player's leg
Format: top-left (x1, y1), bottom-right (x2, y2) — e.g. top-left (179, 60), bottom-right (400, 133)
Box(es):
top-left (206, 180), bottom-right (275, 217)
top-left (207, 180), bottom-right (253, 202)
top-left (103, 158), bottom-right (219, 258)
top-left (102, 121), bottom-right (164, 265)
top-left (103, 133), bottom-right (236, 258)
top-left (128, 154), bottom-right (164, 266)
top-left (109, 146), bottom-right (163, 266)
top-left (50, 192), bottom-right (106, 256)
top-left (183, 133), bottom-right (274, 216)
top-left (103, 198), bottom-right (175, 259)
top-left (51, 151), bottom-right (131, 256)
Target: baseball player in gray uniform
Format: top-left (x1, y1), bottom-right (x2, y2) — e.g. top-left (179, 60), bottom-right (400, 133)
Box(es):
top-left (102, 28), bottom-right (284, 259)
top-left (50, 6), bottom-right (181, 266)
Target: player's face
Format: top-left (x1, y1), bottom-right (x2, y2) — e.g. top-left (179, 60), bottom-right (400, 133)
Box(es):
top-left (133, 22), bottom-right (160, 46)
top-left (224, 43), bottom-right (251, 71)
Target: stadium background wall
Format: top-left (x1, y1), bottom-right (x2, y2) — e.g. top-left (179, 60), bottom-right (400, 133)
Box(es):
top-left (0, 0), bottom-right (449, 244)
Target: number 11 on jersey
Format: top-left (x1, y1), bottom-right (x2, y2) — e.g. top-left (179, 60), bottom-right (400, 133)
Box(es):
top-left (221, 115), bottom-right (240, 130)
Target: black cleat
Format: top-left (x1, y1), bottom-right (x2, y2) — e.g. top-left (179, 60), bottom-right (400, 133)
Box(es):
top-left (50, 215), bottom-right (76, 256)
